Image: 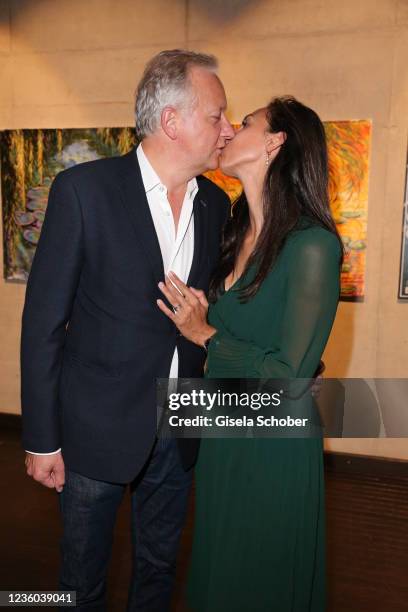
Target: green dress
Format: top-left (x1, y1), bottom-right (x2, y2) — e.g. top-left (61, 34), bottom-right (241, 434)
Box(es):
top-left (186, 220), bottom-right (341, 612)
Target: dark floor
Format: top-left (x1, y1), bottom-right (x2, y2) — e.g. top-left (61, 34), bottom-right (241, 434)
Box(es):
top-left (1, 419), bottom-right (407, 611)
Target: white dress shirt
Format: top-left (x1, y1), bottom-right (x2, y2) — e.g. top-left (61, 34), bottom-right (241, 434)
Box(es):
top-left (136, 143), bottom-right (197, 380)
top-left (27, 143), bottom-right (197, 455)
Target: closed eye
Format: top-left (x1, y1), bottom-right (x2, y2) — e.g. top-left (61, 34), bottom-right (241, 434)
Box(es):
top-left (241, 113), bottom-right (253, 129)
top-left (238, 117), bottom-right (248, 131)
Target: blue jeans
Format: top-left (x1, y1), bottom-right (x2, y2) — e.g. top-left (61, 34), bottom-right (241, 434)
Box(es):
top-left (58, 437), bottom-right (193, 611)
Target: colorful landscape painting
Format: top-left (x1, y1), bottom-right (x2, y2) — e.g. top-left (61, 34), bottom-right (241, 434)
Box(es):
top-left (0, 128), bottom-right (136, 281)
top-left (1, 120), bottom-right (370, 300)
top-left (325, 120), bottom-right (370, 301)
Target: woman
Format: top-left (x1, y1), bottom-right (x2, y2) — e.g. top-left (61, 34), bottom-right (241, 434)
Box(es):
top-left (157, 96), bottom-right (343, 611)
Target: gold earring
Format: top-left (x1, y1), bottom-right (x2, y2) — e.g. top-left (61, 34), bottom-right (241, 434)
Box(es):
top-left (265, 152), bottom-right (270, 166)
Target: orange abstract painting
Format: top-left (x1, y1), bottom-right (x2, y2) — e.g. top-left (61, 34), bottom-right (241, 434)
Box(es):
top-left (204, 120), bottom-right (371, 301)
top-left (325, 120), bottom-right (371, 300)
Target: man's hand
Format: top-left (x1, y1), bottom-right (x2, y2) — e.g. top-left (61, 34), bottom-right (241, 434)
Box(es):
top-left (25, 452), bottom-right (65, 493)
top-left (311, 360), bottom-right (325, 398)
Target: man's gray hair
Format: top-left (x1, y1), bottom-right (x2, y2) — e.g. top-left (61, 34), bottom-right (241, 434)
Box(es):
top-left (135, 49), bottom-right (218, 140)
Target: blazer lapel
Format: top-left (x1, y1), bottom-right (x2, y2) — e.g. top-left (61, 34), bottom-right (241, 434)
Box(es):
top-left (187, 187), bottom-right (209, 287)
top-left (117, 148), bottom-right (209, 287)
top-left (117, 148), bottom-right (164, 284)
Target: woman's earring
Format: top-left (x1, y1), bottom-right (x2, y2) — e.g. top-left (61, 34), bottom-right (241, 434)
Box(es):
top-left (265, 152), bottom-right (270, 166)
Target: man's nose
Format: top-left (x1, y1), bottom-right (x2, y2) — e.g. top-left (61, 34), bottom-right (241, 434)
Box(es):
top-left (221, 115), bottom-right (235, 141)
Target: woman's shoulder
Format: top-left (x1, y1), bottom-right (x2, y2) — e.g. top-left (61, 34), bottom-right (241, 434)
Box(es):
top-left (279, 219), bottom-right (342, 272)
top-left (286, 217), bottom-right (342, 256)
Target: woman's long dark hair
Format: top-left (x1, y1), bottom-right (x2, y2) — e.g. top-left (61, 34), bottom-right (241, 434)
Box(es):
top-left (209, 95), bottom-right (344, 303)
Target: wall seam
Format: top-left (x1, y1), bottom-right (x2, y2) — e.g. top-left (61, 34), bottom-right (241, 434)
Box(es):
top-left (373, 3), bottom-right (400, 377)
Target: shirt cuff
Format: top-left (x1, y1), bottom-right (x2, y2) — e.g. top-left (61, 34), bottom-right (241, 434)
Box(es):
top-left (25, 448), bottom-right (62, 455)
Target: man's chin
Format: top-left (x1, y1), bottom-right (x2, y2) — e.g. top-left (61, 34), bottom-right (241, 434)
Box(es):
top-left (205, 155), bottom-right (220, 172)
top-left (219, 158), bottom-right (235, 178)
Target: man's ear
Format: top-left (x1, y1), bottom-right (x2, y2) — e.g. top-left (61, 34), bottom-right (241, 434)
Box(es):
top-left (265, 131), bottom-right (287, 154)
top-left (161, 106), bottom-right (178, 140)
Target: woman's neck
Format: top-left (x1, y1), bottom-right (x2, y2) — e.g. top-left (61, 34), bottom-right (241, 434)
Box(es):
top-left (239, 168), bottom-right (265, 240)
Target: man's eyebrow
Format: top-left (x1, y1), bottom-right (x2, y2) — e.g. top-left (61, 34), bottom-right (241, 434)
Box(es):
top-left (242, 114), bottom-right (252, 123)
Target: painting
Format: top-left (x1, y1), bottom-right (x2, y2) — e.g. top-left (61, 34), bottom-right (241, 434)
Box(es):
top-left (398, 157), bottom-right (408, 299)
top-left (0, 128), bottom-right (136, 281)
top-left (325, 120), bottom-right (371, 301)
top-left (1, 121), bottom-right (371, 300)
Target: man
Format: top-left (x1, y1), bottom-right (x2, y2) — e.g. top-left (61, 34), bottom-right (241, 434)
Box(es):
top-left (21, 49), bottom-right (234, 611)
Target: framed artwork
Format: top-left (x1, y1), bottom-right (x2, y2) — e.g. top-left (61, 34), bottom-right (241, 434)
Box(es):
top-left (398, 158), bottom-right (408, 299)
top-left (1, 121), bottom-right (371, 302)
top-left (0, 128), bottom-right (137, 281)
top-left (325, 120), bottom-right (371, 301)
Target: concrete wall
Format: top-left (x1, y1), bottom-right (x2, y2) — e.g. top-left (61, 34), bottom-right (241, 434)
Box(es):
top-left (0, 0), bottom-right (407, 459)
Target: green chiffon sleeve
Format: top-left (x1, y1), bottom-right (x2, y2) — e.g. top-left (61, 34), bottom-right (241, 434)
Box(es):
top-left (207, 227), bottom-right (341, 380)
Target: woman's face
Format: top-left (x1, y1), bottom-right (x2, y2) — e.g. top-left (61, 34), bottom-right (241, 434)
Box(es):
top-left (219, 107), bottom-right (270, 178)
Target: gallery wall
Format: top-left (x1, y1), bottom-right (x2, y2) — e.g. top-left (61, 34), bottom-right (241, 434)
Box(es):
top-left (0, 0), bottom-right (407, 459)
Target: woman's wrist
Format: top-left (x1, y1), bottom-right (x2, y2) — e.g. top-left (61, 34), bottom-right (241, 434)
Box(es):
top-left (196, 325), bottom-right (217, 348)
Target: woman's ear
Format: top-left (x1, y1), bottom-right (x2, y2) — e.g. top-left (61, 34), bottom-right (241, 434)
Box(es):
top-left (265, 131), bottom-right (287, 154)
top-left (161, 106), bottom-right (178, 140)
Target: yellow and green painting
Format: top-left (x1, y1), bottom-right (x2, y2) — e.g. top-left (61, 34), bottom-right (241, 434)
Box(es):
top-left (1, 121), bottom-right (370, 300)
top-left (0, 128), bottom-right (136, 281)
top-left (325, 120), bottom-right (370, 301)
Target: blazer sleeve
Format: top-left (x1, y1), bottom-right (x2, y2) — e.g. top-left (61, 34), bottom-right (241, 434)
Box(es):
top-left (20, 171), bottom-right (84, 453)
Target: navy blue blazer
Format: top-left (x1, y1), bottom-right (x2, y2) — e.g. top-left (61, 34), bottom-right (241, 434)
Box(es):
top-left (20, 147), bottom-right (230, 483)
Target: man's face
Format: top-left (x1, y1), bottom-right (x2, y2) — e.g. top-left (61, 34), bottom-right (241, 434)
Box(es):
top-left (177, 66), bottom-right (235, 173)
